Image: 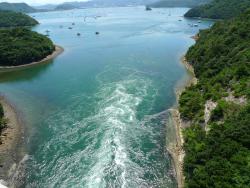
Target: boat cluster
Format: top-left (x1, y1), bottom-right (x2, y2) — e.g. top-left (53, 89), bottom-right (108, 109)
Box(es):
top-left (44, 14), bottom-right (103, 37)
top-left (188, 23), bottom-right (199, 27)
top-left (178, 18), bottom-right (201, 27)
top-left (45, 21), bottom-right (100, 37)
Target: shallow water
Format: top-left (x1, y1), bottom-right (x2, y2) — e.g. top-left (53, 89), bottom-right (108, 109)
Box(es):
top-left (0, 7), bottom-right (212, 188)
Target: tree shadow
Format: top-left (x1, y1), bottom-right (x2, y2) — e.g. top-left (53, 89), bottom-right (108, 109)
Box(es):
top-left (0, 60), bottom-right (54, 83)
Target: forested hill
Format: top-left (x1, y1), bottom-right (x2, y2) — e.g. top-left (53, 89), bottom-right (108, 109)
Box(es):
top-left (55, 4), bottom-right (77, 11)
top-left (179, 9), bottom-right (250, 187)
top-left (184, 0), bottom-right (250, 19)
top-left (0, 2), bottom-right (37, 13)
top-left (0, 11), bottom-right (38, 27)
top-left (149, 0), bottom-right (211, 8)
top-left (0, 28), bottom-right (55, 66)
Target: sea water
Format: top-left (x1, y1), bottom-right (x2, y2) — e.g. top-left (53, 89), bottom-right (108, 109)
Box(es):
top-left (0, 7), bottom-right (212, 188)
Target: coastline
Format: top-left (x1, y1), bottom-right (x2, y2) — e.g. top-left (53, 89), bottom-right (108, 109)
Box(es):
top-left (0, 44), bottom-right (64, 186)
top-left (0, 97), bottom-right (25, 184)
top-left (0, 45), bottom-right (64, 71)
top-left (168, 56), bottom-right (197, 188)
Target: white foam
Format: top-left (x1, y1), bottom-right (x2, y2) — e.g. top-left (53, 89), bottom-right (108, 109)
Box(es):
top-left (25, 69), bottom-right (163, 187)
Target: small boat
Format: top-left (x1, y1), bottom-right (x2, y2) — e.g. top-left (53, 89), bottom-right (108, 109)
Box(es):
top-left (145, 6), bottom-right (152, 11)
top-left (198, 20), bottom-right (202, 23)
top-left (68, 27), bottom-right (73, 29)
top-left (95, 32), bottom-right (100, 35)
top-left (72, 22), bottom-right (75, 25)
top-left (194, 24), bottom-right (198, 27)
top-left (178, 19), bottom-right (182, 21)
top-left (77, 33), bottom-right (81, 36)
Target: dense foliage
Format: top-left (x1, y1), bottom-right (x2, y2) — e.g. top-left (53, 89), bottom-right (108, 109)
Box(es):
top-left (184, 0), bottom-right (250, 19)
top-left (0, 2), bottom-right (37, 13)
top-left (150, 0), bottom-right (210, 8)
top-left (183, 105), bottom-right (250, 187)
top-left (179, 9), bottom-right (250, 187)
top-left (0, 28), bottom-right (55, 66)
top-left (0, 103), bottom-right (6, 133)
top-left (0, 10), bottom-right (38, 27)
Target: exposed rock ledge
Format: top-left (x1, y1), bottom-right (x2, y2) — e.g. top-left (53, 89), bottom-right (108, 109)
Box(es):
top-left (204, 100), bottom-right (217, 132)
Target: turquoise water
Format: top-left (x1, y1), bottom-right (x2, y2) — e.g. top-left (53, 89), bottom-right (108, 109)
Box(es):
top-left (0, 7), bottom-right (212, 188)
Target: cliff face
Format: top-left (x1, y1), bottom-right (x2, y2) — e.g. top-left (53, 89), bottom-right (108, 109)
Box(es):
top-left (0, 2), bottom-right (37, 13)
top-left (0, 10), bottom-right (38, 27)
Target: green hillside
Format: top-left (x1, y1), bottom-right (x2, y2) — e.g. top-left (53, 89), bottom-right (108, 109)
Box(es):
top-left (179, 9), bottom-right (250, 187)
top-left (0, 10), bottom-right (38, 27)
top-left (184, 0), bottom-right (250, 19)
top-left (0, 2), bottom-right (37, 13)
top-left (150, 0), bottom-right (210, 8)
top-left (0, 28), bottom-right (55, 66)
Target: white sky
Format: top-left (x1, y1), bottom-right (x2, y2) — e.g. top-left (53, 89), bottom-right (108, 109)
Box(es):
top-left (0, 0), bottom-right (90, 5)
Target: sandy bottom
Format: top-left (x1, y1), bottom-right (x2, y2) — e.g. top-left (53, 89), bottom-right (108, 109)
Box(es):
top-left (0, 97), bottom-right (25, 186)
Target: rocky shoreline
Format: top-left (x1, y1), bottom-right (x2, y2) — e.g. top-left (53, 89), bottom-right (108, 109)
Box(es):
top-left (168, 56), bottom-right (197, 188)
top-left (0, 97), bottom-right (25, 186)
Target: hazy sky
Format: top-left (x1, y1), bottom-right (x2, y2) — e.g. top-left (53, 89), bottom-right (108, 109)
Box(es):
top-left (0, 0), bottom-right (90, 5)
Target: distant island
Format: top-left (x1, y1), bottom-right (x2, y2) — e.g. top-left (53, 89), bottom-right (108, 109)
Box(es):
top-left (0, 28), bottom-right (61, 67)
top-left (0, 10), bottom-right (38, 27)
top-left (184, 0), bottom-right (250, 19)
top-left (0, 2), bottom-right (37, 13)
top-left (149, 0), bottom-right (211, 8)
top-left (41, 0), bottom-right (158, 10)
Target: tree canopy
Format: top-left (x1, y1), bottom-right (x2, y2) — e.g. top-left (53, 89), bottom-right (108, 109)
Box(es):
top-left (0, 28), bottom-right (55, 66)
top-left (0, 10), bottom-right (38, 27)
